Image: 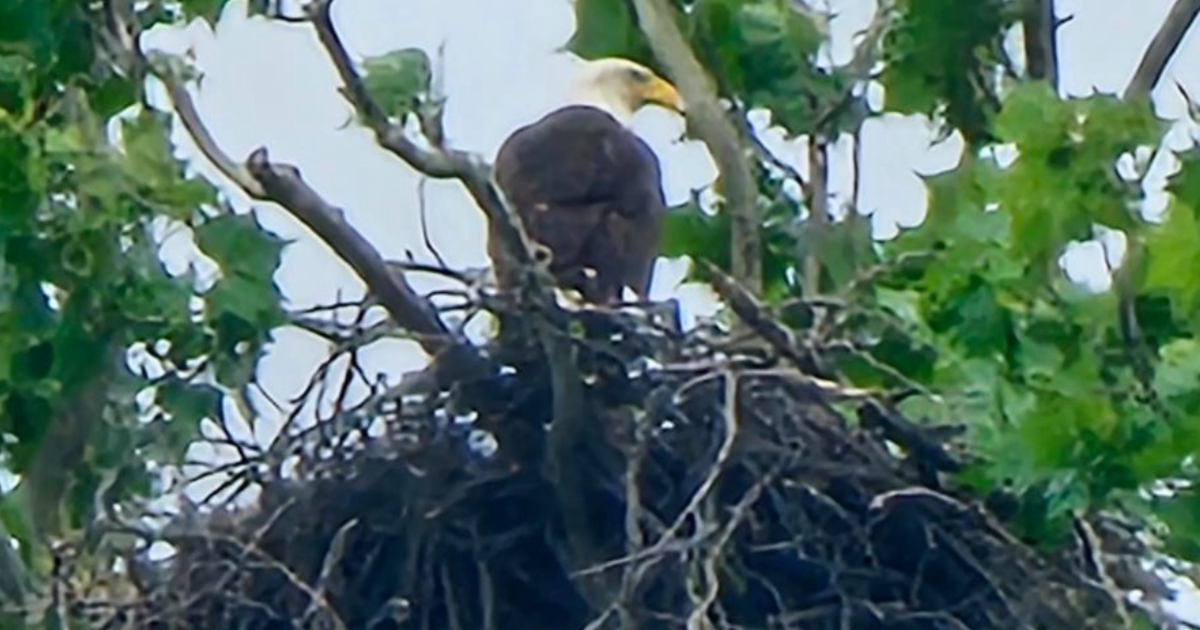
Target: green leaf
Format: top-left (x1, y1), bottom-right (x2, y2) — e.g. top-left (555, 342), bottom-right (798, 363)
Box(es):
top-left (661, 195), bottom-right (796, 296)
top-left (876, 287), bottom-right (925, 330)
top-left (736, 1), bottom-right (820, 55)
top-left (361, 48), bottom-right (433, 120)
top-left (1168, 147), bottom-right (1200, 206)
top-left (919, 156), bottom-right (1007, 246)
top-left (990, 89), bottom-right (1153, 266)
top-left (1010, 392), bottom-right (1114, 480)
top-left (89, 75), bottom-right (137, 120)
top-left (121, 112), bottom-right (215, 220)
top-left (566, 0), bottom-right (652, 63)
top-left (0, 118), bottom-right (42, 229)
top-left (0, 54), bottom-right (34, 115)
top-left (210, 312), bottom-right (269, 387)
top-left (1078, 94), bottom-right (1163, 158)
top-left (196, 213), bottom-right (287, 283)
top-left (1143, 200), bottom-right (1200, 319)
top-left (0, 1), bottom-right (53, 68)
top-left (51, 306), bottom-right (110, 391)
top-left (207, 273), bottom-right (283, 327)
top-left (928, 275), bottom-right (1012, 357)
top-left (808, 210), bottom-right (878, 291)
top-left (1153, 338), bottom-right (1200, 404)
top-left (123, 111), bottom-right (177, 180)
top-left (660, 200), bottom-right (731, 268)
top-left (4, 392), bottom-right (52, 472)
top-left (994, 82), bottom-right (1072, 155)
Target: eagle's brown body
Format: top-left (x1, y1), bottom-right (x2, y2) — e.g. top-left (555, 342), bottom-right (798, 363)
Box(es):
top-left (493, 105), bottom-right (666, 304)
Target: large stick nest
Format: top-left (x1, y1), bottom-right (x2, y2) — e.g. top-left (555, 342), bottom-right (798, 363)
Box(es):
top-left (80, 290), bottom-right (1134, 630)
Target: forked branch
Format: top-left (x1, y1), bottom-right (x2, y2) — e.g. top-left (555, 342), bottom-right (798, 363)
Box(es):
top-left (157, 67), bottom-right (471, 371)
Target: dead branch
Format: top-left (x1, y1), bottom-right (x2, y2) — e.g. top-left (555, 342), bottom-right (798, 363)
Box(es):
top-left (244, 149), bottom-right (457, 350)
top-left (155, 66), bottom-right (490, 386)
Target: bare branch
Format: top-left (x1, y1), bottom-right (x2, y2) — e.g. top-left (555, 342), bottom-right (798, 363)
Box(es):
top-left (300, 518), bottom-right (358, 627)
top-left (630, 0), bottom-right (762, 296)
top-left (155, 66), bottom-right (479, 374)
top-left (245, 149), bottom-right (460, 354)
top-left (306, 8), bottom-right (624, 590)
top-left (703, 262), bottom-right (824, 376)
top-left (1125, 0), bottom-right (1200, 99)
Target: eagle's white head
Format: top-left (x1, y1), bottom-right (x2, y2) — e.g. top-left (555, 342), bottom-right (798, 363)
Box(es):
top-left (568, 57), bottom-right (685, 124)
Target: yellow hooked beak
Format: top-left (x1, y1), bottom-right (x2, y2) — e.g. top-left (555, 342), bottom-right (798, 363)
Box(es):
top-left (641, 75), bottom-right (685, 114)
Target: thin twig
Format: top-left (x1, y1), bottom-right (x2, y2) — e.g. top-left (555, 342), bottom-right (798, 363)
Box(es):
top-left (418, 178), bottom-right (448, 268)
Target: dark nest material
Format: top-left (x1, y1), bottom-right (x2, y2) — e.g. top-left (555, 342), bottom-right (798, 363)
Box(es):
top-left (83, 285), bottom-right (1136, 630)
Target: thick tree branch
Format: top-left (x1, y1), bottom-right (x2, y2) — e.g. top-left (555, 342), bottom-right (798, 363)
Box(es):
top-left (1022, 0), bottom-right (1059, 89)
top-left (244, 150), bottom-right (454, 348)
top-left (630, 0), bottom-right (762, 296)
top-left (1126, 0), bottom-right (1200, 99)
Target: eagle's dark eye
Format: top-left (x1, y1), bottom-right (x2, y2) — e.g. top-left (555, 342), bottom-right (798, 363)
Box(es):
top-left (627, 67), bottom-right (651, 83)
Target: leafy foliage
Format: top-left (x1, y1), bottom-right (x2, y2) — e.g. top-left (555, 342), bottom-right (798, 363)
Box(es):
top-left (882, 0), bottom-right (1010, 143)
top-left (567, 0), bottom-right (1200, 555)
top-left (0, 0), bottom-right (286, 597)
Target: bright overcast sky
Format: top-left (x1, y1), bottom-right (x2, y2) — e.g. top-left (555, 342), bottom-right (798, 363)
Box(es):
top-left (137, 0), bottom-right (1200, 617)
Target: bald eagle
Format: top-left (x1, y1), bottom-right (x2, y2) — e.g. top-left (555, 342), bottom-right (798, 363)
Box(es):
top-left (492, 58), bottom-right (684, 304)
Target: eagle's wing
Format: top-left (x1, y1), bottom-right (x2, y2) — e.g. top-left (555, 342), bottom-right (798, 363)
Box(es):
top-left (493, 106), bottom-right (666, 303)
